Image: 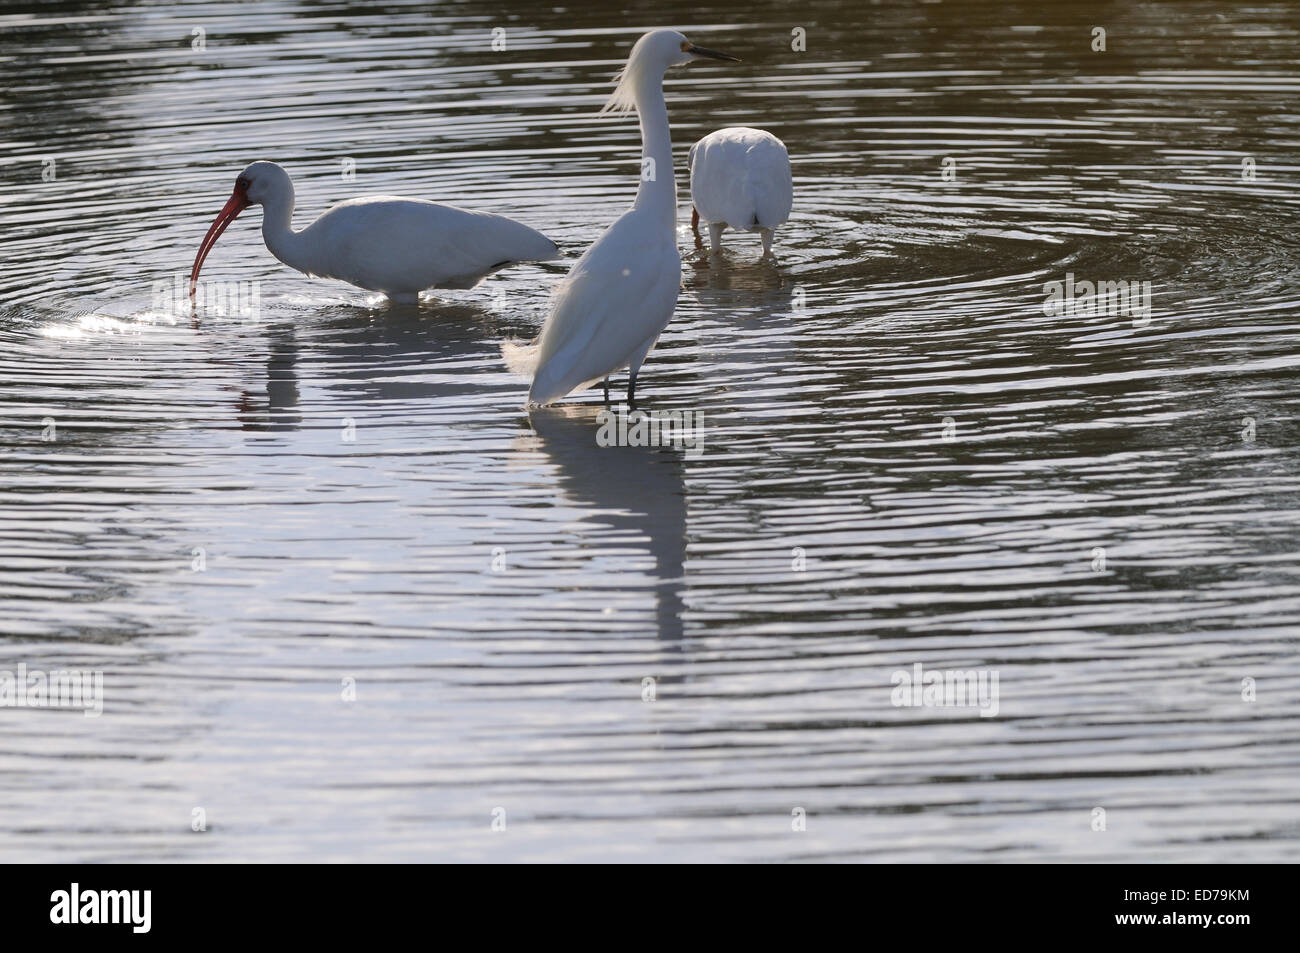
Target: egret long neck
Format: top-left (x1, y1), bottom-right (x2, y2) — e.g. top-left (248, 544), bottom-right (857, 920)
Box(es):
top-left (631, 74), bottom-right (677, 234)
top-left (259, 187), bottom-right (315, 276)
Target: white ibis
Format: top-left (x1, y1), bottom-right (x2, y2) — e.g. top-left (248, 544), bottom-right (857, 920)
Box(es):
top-left (511, 30), bottom-right (739, 408)
top-left (688, 127), bottom-right (792, 255)
top-left (190, 161), bottom-right (559, 305)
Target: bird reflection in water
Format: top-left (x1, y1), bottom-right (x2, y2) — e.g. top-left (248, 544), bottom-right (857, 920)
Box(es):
top-left (235, 320), bottom-right (301, 432)
top-left (230, 298), bottom-right (539, 429)
top-left (520, 404), bottom-right (687, 642)
top-left (687, 242), bottom-right (787, 293)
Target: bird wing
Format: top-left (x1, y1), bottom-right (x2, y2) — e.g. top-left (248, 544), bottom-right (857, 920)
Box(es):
top-left (746, 136), bottom-right (794, 229)
top-left (428, 204), bottom-right (560, 287)
top-left (689, 134), bottom-right (755, 228)
top-left (307, 198), bottom-right (557, 293)
top-left (528, 212), bottom-right (681, 406)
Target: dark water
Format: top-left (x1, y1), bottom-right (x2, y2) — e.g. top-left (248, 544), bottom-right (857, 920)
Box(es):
top-left (1, 0), bottom-right (1298, 861)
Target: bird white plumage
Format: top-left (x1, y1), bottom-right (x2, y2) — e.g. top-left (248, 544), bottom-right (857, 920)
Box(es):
top-left (518, 30), bottom-right (740, 408)
top-left (190, 161), bottom-right (558, 305)
top-left (527, 215), bottom-right (683, 404)
top-left (688, 127), bottom-right (792, 254)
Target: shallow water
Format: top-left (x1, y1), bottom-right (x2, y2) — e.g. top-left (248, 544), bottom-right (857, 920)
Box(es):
top-left (1, 0), bottom-right (1299, 862)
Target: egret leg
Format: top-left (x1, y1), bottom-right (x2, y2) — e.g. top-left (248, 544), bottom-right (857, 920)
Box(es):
top-left (625, 336), bottom-right (656, 410)
top-left (760, 228), bottom-right (775, 256)
top-left (708, 222), bottom-right (724, 255)
top-left (603, 377), bottom-right (610, 405)
top-left (691, 207), bottom-right (700, 234)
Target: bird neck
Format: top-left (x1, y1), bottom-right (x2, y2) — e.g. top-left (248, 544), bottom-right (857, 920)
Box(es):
top-left (259, 187), bottom-right (314, 275)
top-left (631, 73), bottom-right (677, 235)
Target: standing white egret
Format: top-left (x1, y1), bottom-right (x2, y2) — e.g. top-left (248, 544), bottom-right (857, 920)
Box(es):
top-left (190, 161), bottom-right (559, 305)
top-left (688, 127), bottom-right (792, 255)
top-left (513, 30), bottom-right (739, 408)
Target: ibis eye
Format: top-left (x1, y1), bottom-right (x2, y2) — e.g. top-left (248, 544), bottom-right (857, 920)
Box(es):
top-left (237, 178), bottom-right (249, 190)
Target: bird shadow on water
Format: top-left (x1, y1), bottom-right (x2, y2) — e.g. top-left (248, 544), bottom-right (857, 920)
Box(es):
top-left (521, 404), bottom-right (687, 644)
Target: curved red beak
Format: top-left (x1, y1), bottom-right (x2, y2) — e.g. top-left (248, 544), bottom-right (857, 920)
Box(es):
top-left (190, 184), bottom-right (251, 299)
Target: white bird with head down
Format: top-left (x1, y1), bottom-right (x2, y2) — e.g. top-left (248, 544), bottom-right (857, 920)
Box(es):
top-left (189, 161), bottom-right (559, 305)
top-left (514, 30), bottom-right (739, 408)
top-left (689, 126), bottom-right (792, 255)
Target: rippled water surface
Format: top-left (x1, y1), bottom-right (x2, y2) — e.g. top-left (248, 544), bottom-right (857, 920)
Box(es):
top-left (2, 0), bottom-right (1299, 862)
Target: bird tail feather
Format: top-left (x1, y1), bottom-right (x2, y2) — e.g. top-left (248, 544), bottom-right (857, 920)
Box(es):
top-left (501, 337), bottom-right (540, 378)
